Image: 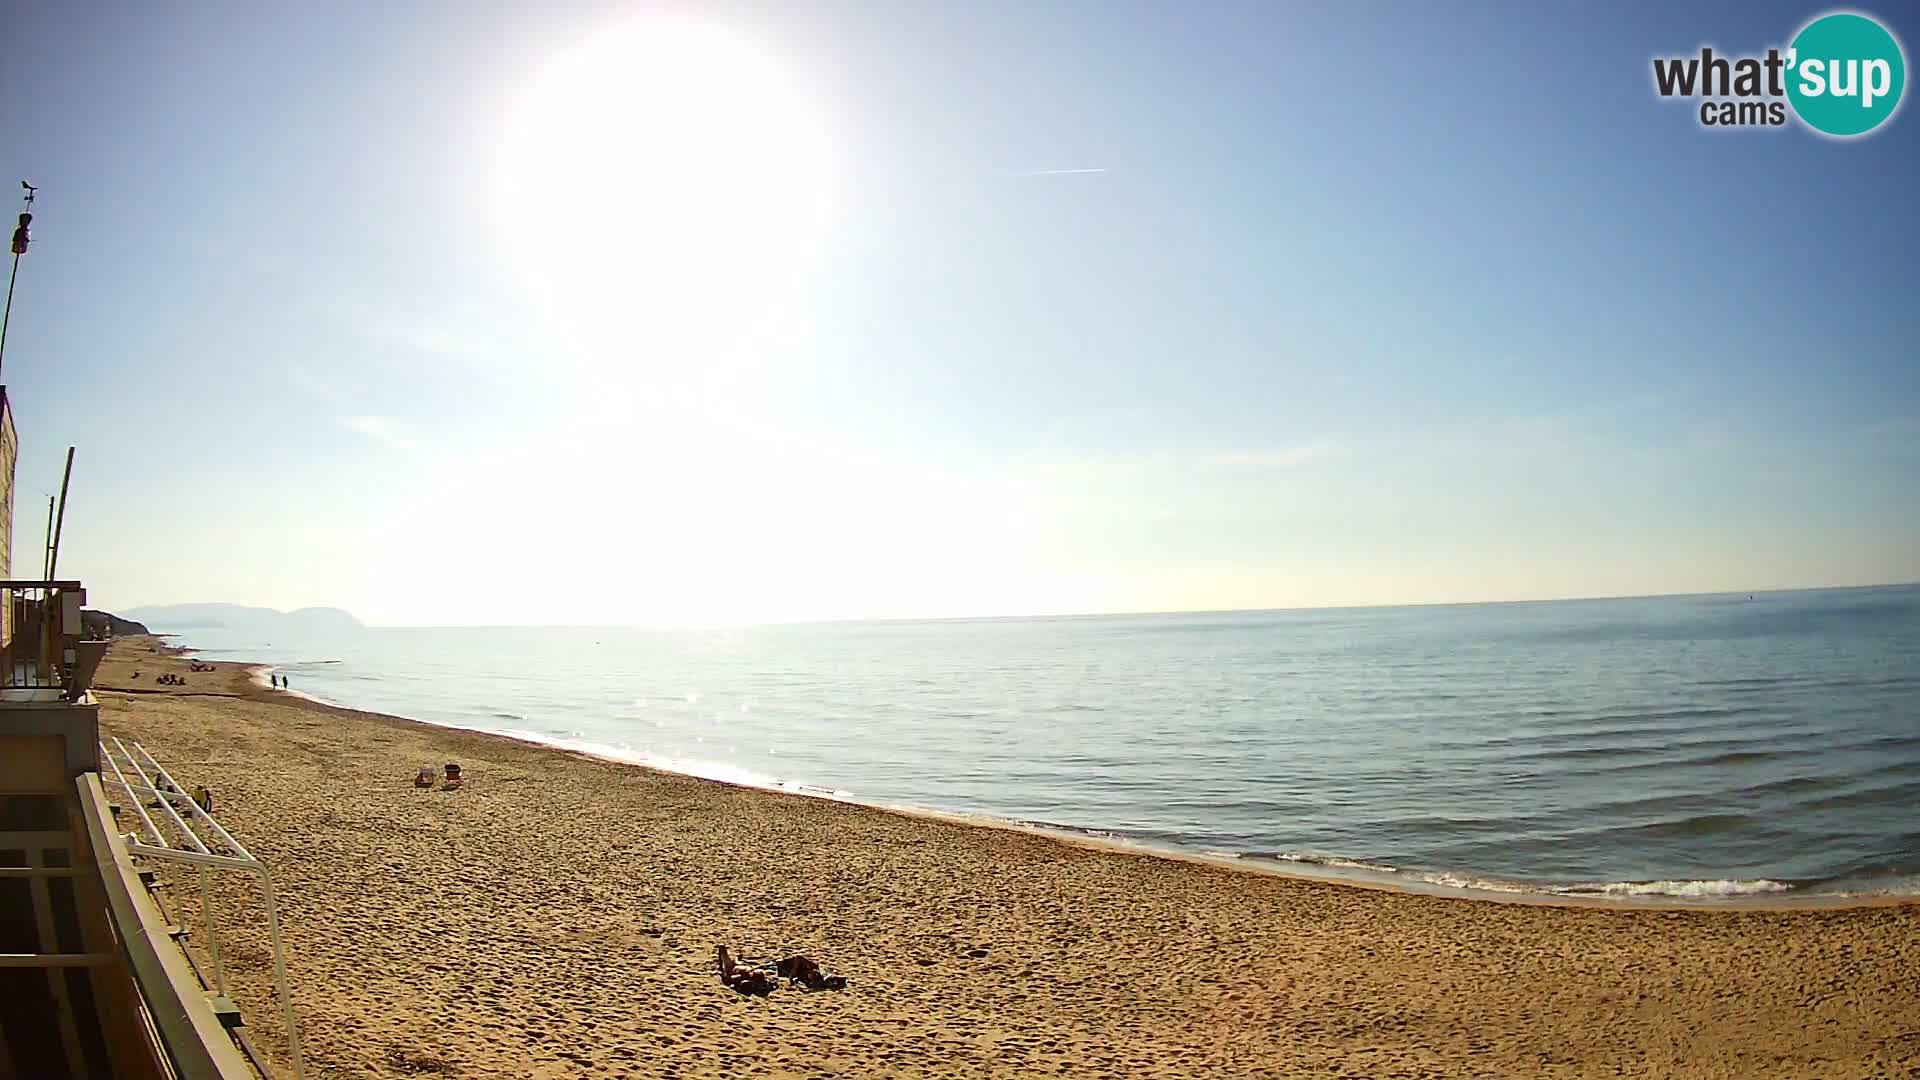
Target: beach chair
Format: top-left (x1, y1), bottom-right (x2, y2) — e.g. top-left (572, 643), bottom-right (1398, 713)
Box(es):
top-left (413, 767), bottom-right (435, 789)
top-left (443, 763), bottom-right (464, 790)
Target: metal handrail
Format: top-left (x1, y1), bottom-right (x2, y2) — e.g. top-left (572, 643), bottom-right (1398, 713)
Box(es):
top-left (98, 739), bottom-right (307, 1080)
top-left (75, 773), bottom-right (256, 1080)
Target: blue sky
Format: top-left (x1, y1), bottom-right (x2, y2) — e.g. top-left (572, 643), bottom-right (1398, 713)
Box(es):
top-left (2, 0), bottom-right (1915, 625)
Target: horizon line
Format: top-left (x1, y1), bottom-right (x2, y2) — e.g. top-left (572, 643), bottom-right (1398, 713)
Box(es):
top-left (122, 580), bottom-right (1919, 632)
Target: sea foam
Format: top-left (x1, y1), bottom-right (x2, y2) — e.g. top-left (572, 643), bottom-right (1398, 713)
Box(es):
top-left (1557, 878), bottom-right (1793, 898)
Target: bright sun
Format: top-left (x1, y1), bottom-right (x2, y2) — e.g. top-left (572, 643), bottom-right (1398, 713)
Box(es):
top-left (497, 18), bottom-right (835, 390)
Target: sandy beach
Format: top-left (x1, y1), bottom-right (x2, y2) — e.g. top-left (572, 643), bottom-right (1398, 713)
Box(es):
top-left (91, 635), bottom-right (1918, 1080)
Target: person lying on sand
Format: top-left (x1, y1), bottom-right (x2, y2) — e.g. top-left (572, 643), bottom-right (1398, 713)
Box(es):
top-left (775, 955), bottom-right (849, 991)
top-left (775, 955), bottom-right (821, 987)
top-left (715, 946), bottom-right (776, 995)
top-left (713, 948), bottom-right (848, 993)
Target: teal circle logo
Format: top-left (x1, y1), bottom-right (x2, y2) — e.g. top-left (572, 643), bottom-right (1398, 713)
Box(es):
top-left (1787, 12), bottom-right (1906, 137)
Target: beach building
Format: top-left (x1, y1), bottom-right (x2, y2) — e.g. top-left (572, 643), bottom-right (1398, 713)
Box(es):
top-left (0, 381), bottom-right (293, 1075)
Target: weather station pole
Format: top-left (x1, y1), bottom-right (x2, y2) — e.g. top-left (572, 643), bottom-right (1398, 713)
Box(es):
top-left (0, 181), bottom-right (39, 381)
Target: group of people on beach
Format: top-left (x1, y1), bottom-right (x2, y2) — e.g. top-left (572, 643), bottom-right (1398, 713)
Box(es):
top-left (144, 780), bottom-right (213, 815)
top-left (269, 673), bottom-right (290, 688)
top-left (715, 945), bottom-right (847, 994)
top-left (412, 763), bottom-right (464, 790)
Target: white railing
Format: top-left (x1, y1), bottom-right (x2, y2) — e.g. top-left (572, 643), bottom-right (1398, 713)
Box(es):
top-left (97, 737), bottom-right (307, 1080)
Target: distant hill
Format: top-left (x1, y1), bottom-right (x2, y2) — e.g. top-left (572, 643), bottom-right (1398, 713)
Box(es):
top-left (122, 603), bottom-right (365, 635)
top-left (81, 610), bottom-right (151, 637)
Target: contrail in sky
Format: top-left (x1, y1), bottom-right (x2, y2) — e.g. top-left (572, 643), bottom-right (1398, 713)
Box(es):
top-left (1006, 167), bottom-right (1109, 176)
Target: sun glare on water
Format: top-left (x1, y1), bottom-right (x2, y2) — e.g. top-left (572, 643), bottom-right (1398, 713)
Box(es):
top-left (497, 18), bottom-right (835, 393)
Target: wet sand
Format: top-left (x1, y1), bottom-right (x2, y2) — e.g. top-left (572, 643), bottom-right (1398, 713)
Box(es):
top-left (93, 636), bottom-right (1920, 1079)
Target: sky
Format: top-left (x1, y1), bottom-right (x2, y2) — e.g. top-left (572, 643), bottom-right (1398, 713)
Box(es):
top-left (1, 0), bottom-right (1915, 626)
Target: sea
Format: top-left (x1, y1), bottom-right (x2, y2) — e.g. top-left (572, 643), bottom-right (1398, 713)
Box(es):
top-left (158, 585), bottom-right (1920, 904)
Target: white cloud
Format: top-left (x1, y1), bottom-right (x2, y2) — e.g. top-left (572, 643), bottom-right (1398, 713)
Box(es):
top-left (1862, 415), bottom-right (1919, 440)
top-left (1208, 443), bottom-right (1340, 468)
top-left (285, 364), bottom-right (342, 404)
top-left (339, 415), bottom-right (419, 451)
top-left (366, 319), bottom-right (484, 358)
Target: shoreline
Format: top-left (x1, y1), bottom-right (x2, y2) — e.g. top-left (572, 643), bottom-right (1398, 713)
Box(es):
top-left (93, 634), bottom-right (1920, 1079)
top-left (160, 636), bottom-right (1914, 913)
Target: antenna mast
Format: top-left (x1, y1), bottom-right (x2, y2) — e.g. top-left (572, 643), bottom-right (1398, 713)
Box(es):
top-left (42, 495), bottom-right (54, 579)
top-left (48, 447), bottom-right (74, 580)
